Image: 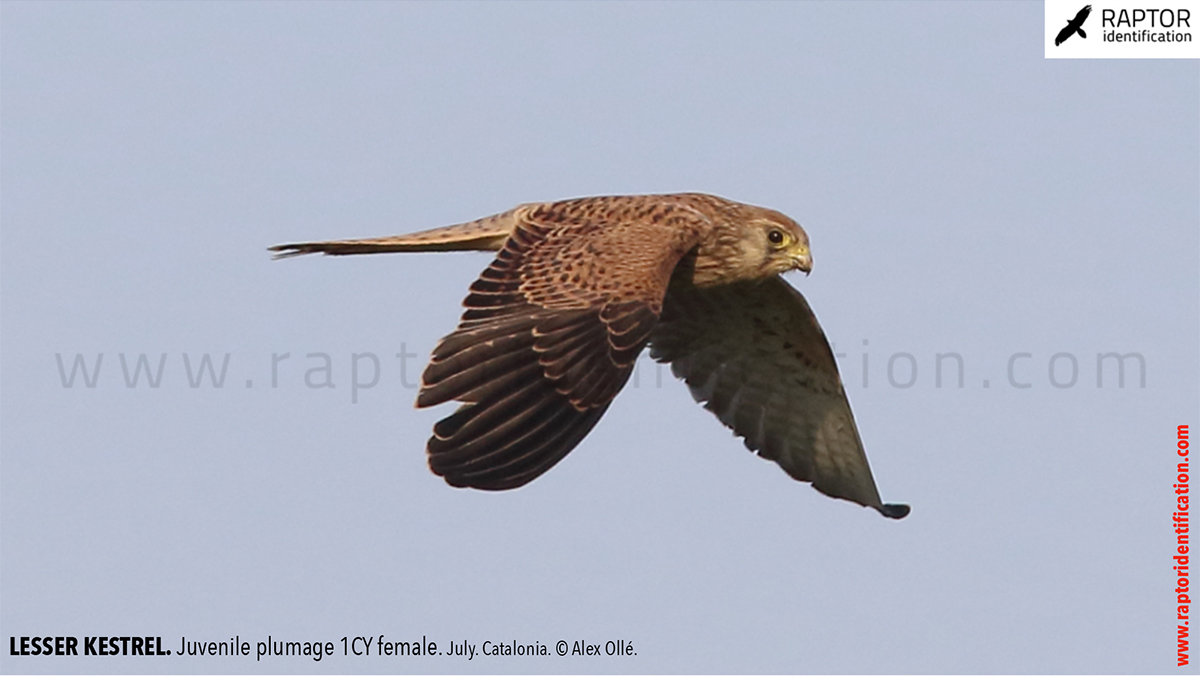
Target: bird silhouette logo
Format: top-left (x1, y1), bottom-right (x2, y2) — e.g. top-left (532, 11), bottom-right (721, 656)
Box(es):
top-left (1055, 4), bottom-right (1092, 46)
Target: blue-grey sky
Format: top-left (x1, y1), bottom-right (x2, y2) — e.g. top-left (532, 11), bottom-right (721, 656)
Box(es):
top-left (2, 2), bottom-right (1197, 673)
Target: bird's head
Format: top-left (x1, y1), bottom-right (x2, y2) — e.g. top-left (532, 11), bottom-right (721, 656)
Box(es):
top-left (688, 202), bottom-right (812, 286)
top-left (750, 214), bottom-right (812, 277)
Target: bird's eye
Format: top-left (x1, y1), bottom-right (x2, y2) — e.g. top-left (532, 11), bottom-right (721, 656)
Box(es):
top-left (767, 229), bottom-right (786, 246)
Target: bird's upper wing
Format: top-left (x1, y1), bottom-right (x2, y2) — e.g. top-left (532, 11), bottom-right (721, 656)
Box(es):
top-left (1075, 4), bottom-right (1092, 23)
top-left (649, 273), bottom-right (909, 518)
top-left (418, 197), bottom-right (710, 490)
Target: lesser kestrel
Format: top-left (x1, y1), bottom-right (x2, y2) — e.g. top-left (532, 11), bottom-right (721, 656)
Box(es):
top-left (271, 193), bottom-right (909, 519)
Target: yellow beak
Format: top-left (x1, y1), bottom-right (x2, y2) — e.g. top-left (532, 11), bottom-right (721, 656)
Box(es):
top-left (791, 246), bottom-right (812, 275)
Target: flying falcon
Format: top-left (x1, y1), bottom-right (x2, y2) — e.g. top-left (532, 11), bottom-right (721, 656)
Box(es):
top-left (271, 193), bottom-right (909, 519)
top-left (1055, 4), bottom-right (1092, 46)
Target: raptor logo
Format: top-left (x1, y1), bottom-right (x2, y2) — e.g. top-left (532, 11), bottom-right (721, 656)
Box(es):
top-left (1055, 4), bottom-right (1093, 45)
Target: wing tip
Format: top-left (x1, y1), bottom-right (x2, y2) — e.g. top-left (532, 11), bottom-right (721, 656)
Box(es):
top-left (878, 502), bottom-right (911, 519)
top-left (435, 469), bottom-right (527, 491)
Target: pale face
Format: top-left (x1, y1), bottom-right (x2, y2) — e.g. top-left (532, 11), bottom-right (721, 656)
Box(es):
top-left (748, 216), bottom-right (812, 277)
top-left (686, 203), bottom-right (813, 287)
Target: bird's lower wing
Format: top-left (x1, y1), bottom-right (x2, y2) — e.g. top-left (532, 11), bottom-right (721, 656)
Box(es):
top-left (416, 305), bottom-right (643, 490)
top-left (649, 275), bottom-right (909, 518)
top-left (417, 198), bottom-right (706, 490)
